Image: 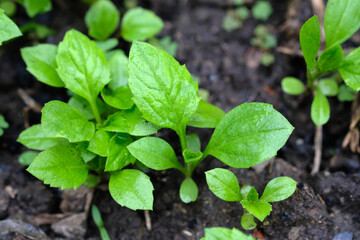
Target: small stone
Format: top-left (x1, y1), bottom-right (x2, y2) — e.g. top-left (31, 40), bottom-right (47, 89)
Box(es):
top-left (51, 213), bottom-right (87, 238)
top-left (333, 232), bottom-right (353, 240)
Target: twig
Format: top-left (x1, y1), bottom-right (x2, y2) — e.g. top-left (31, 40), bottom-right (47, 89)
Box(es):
top-left (311, 125), bottom-right (323, 175)
top-left (17, 88), bottom-right (42, 128)
top-left (144, 210), bottom-right (152, 231)
top-left (342, 93), bottom-right (360, 152)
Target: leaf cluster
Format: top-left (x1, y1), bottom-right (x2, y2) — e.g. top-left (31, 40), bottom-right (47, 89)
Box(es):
top-left (282, 0), bottom-right (360, 126)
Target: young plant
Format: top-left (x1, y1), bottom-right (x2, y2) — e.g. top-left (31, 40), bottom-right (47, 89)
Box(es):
top-left (281, 0), bottom-right (360, 174)
top-left (222, 7), bottom-right (249, 32)
top-left (252, 1), bottom-right (273, 21)
top-left (205, 168), bottom-right (297, 230)
top-left (0, 115), bottom-right (9, 136)
top-left (201, 227), bottom-right (255, 240)
top-left (0, 7), bottom-right (21, 45)
top-left (251, 24), bottom-right (277, 66)
top-left (92, 205), bottom-right (110, 240)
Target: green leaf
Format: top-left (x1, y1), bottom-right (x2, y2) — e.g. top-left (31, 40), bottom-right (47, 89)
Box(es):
top-left (105, 133), bottom-right (135, 171)
top-left (338, 47), bottom-right (360, 91)
top-left (222, 14), bottom-right (240, 32)
top-left (95, 38), bottom-right (118, 52)
top-left (148, 36), bottom-right (178, 57)
top-left (188, 100), bottom-right (226, 128)
top-left (204, 227), bottom-right (255, 240)
top-left (109, 169), bottom-right (154, 210)
top-left (311, 91), bottom-right (330, 126)
top-left (281, 77), bottom-right (306, 95)
top-left (68, 95), bottom-right (108, 120)
top-left (128, 41), bottom-right (200, 133)
top-left (41, 101), bottom-right (95, 142)
top-left (260, 176), bottom-right (297, 202)
top-left (91, 205), bottom-right (103, 227)
top-left (18, 151), bottom-right (38, 166)
top-left (179, 177), bottom-right (198, 203)
top-left (75, 142), bottom-right (97, 163)
top-left (204, 103), bottom-right (294, 168)
top-left (121, 7), bottom-right (164, 41)
top-left (27, 144), bottom-right (88, 189)
top-left (0, 115), bottom-right (9, 129)
top-left (56, 29), bottom-right (110, 103)
top-left (252, 1), bottom-right (273, 21)
top-left (127, 137), bottom-right (183, 171)
top-left (21, 44), bottom-right (64, 87)
top-left (0, 8), bottom-right (22, 45)
top-left (317, 78), bottom-right (339, 96)
top-left (324, 0), bottom-right (360, 48)
top-left (17, 124), bottom-right (67, 150)
top-left (205, 168), bottom-right (242, 202)
top-left (300, 15), bottom-right (321, 71)
top-left (182, 149), bottom-right (203, 163)
top-left (186, 133), bottom-right (201, 152)
top-left (22, 0), bottom-right (51, 17)
top-left (108, 50), bottom-right (129, 90)
top-left (240, 199), bottom-right (272, 221)
top-left (241, 214), bottom-right (257, 231)
top-left (317, 44), bottom-right (344, 72)
top-left (88, 129), bottom-right (113, 157)
top-left (104, 107), bottom-right (161, 136)
top-left (101, 86), bottom-right (134, 110)
top-left (338, 85), bottom-right (356, 102)
top-left (85, 0), bottom-right (120, 40)
top-left (245, 187), bottom-right (259, 202)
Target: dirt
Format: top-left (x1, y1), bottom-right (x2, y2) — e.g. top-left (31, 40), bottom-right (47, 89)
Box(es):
top-left (0, 0), bottom-right (359, 239)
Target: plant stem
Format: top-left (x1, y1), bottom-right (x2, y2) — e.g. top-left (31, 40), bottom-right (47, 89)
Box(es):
top-left (311, 125), bottom-right (323, 175)
top-left (89, 98), bottom-right (102, 126)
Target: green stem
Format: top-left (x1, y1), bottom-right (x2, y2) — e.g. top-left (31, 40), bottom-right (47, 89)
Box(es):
top-left (89, 98), bottom-right (102, 126)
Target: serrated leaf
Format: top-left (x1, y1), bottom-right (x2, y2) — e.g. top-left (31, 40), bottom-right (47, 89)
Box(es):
top-left (311, 91), bottom-right (330, 126)
top-left (260, 177), bottom-right (297, 202)
top-left (179, 177), bottom-right (198, 203)
top-left (240, 199), bottom-right (272, 221)
top-left (85, 0), bottom-right (120, 40)
top-left (300, 15), bottom-right (320, 71)
top-left (105, 133), bottom-right (134, 171)
top-left (18, 151), bottom-right (38, 166)
top-left (127, 137), bottom-right (183, 171)
top-left (109, 169), bottom-right (154, 210)
top-left (121, 7), bottom-right (164, 41)
top-left (42, 101), bottom-right (95, 142)
top-left (88, 129), bottom-right (113, 157)
top-left (205, 168), bottom-right (242, 202)
top-left (104, 107), bottom-right (161, 136)
top-left (317, 78), bottom-right (339, 96)
top-left (22, 0), bottom-right (51, 17)
top-left (281, 77), bottom-right (306, 95)
top-left (128, 41), bottom-right (200, 133)
top-left (204, 227), bottom-right (255, 240)
top-left (318, 44), bottom-right (343, 73)
top-left (17, 124), bottom-right (67, 150)
top-left (338, 47), bottom-right (360, 91)
top-left (324, 0), bottom-right (360, 48)
top-left (186, 133), bottom-right (201, 152)
top-left (27, 144), bottom-right (88, 189)
top-left (108, 50), bottom-right (129, 90)
top-left (21, 44), bottom-right (64, 87)
top-left (56, 29), bottom-right (110, 103)
top-left (0, 8), bottom-right (22, 45)
top-left (204, 103), bottom-right (294, 168)
top-left (188, 100), bottom-right (226, 128)
top-left (101, 86), bottom-right (134, 110)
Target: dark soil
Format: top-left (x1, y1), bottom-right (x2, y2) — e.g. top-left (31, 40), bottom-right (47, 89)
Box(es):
top-left (0, 0), bottom-right (359, 239)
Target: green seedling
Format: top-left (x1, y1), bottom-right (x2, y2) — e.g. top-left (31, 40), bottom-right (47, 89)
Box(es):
top-left (85, 1), bottom-right (163, 42)
top-left (92, 205), bottom-right (110, 240)
top-left (148, 36), bottom-right (179, 57)
top-left (281, 0), bottom-right (360, 174)
top-left (252, 1), bottom-right (273, 21)
top-left (251, 24), bottom-right (277, 66)
top-left (222, 7), bottom-right (249, 32)
top-left (201, 227), bottom-right (255, 240)
top-left (18, 150), bottom-right (37, 166)
top-left (0, 8), bottom-right (21, 45)
top-left (0, 0), bottom-right (16, 16)
top-left (205, 168), bottom-right (297, 230)
top-left (17, 32), bottom-right (294, 211)
top-left (0, 115), bottom-right (9, 136)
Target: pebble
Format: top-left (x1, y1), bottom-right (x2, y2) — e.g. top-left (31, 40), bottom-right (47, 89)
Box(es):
top-left (333, 232), bottom-right (353, 240)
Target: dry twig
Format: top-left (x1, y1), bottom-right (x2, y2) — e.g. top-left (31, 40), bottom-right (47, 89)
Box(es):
top-left (311, 125), bottom-right (323, 175)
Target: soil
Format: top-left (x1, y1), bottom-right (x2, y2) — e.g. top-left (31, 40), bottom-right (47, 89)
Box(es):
top-left (0, 0), bottom-right (359, 239)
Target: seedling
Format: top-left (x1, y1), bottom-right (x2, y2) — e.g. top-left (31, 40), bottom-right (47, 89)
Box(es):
top-left (205, 168), bottom-right (296, 230)
top-left (0, 115), bottom-right (9, 136)
top-left (222, 7), bottom-right (249, 32)
top-left (92, 205), bottom-right (110, 240)
top-left (201, 227), bottom-right (255, 240)
top-left (252, 1), bottom-right (273, 21)
top-left (251, 24), bottom-right (277, 66)
top-left (0, 7), bottom-right (21, 45)
top-left (281, 0), bottom-right (360, 174)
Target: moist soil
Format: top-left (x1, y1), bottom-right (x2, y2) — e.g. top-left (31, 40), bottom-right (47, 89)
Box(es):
top-left (0, 0), bottom-right (359, 239)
